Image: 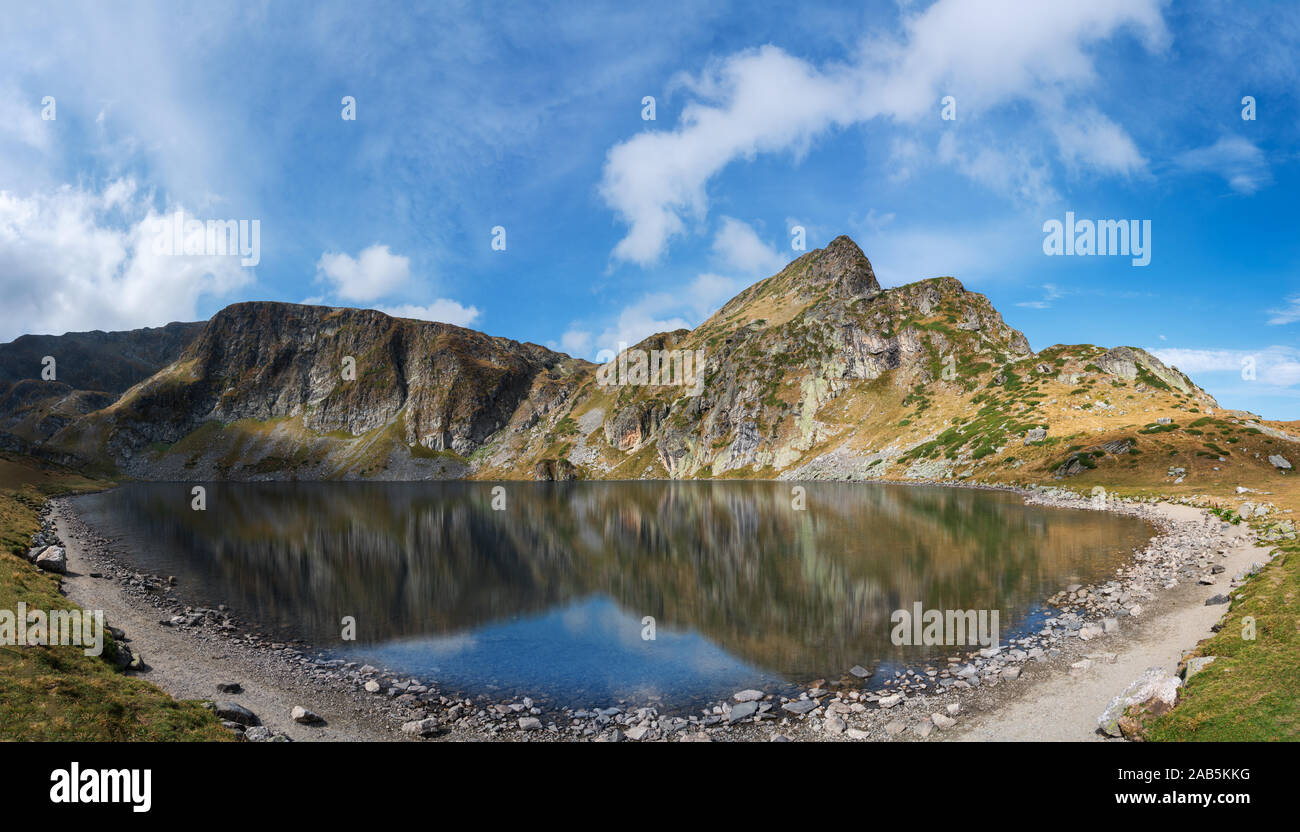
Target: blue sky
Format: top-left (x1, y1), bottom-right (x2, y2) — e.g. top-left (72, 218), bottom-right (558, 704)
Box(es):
top-left (1, 0), bottom-right (1299, 417)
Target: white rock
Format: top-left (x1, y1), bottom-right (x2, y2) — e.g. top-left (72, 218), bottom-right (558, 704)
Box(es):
top-left (1097, 667), bottom-right (1182, 737)
top-left (400, 717), bottom-right (440, 737)
top-left (35, 546), bottom-right (66, 574)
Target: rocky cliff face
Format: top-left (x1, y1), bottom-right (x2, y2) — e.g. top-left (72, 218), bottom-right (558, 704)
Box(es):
top-left (181, 302), bottom-right (569, 452)
top-left (36, 235), bottom-right (1233, 482)
top-left (47, 303), bottom-right (578, 479)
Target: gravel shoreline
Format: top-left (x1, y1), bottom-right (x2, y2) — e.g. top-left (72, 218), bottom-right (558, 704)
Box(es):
top-left (39, 483), bottom-right (1263, 742)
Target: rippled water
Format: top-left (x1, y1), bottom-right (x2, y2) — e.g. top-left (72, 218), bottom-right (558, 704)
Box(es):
top-left (73, 481), bottom-right (1152, 709)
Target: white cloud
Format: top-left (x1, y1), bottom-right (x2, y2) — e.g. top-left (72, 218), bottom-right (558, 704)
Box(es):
top-left (1016, 283), bottom-right (1068, 309)
top-left (0, 84), bottom-right (52, 153)
top-left (0, 181), bottom-right (253, 341)
top-left (377, 300), bottom-right (481, 328)
top-left (857, 216), bottom-right (1035, 288)
top-left (599, 45), bottom-right (858, 266)
top-left (1173, 136), bottom-right (1271, 194)
top-left (1152, 346), bottom-right (1300, 388)
top-left (316, 244), bottom-right (412, 302)
top-left (1266, 294), bottom-right (1300, 325)
top-left (936, 132), bottom-right (1059, 205)
top-left (599, 0), bottom-right (1167, 264)
top-left (711, 217), bottom-right (786, 275)
top-left (560, 272), bottom-right (743, 360)
top-left (314, 244), bottom-right (481, 326)
top-left (557, 328), bottom-right (593, 356)
top-left (1047, 106), bottom-right (1147, 175)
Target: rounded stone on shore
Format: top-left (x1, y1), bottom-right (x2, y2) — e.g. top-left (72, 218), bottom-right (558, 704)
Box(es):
top-left (401, 717), bottom-right (441, 737)
top-left (213, 701), bottom-right (259, 726)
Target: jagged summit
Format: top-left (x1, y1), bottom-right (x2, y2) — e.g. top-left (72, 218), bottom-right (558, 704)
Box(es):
top-left (798, 234), bottom-right (880, 299)
top-left (704, 234), bottom-right (884, 331)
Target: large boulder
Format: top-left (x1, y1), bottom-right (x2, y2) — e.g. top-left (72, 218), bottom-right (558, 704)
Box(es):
top-left (213, 701), bottom-right (259, 726)
top-left (401, 717), bottom-right (441, 737)
top-left (1097, 667), bottom-right (1181, 739)
top-left (34, 546), bottom-right (66, 574)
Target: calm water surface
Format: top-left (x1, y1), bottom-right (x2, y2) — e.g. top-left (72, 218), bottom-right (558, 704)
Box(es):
top-left (73, 482), bottom-right (1153, 710)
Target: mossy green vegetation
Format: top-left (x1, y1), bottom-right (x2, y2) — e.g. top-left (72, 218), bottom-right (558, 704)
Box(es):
top-left (0, 454), bottom-right (231, 741)
top-left (1146, 528), bottom-right (1299, 741)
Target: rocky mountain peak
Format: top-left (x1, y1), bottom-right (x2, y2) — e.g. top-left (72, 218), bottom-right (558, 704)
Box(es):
top-left (799, 234), bottom-right (880, 300)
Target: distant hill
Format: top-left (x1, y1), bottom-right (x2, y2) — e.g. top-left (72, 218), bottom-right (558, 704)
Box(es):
top-left (0, 321), bottom-right (203, 445)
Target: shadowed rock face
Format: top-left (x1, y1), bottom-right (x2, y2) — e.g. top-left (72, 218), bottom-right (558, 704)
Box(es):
top-left (0, 321), bottom-right (203, 445)
top-left (0, 321), bottom-right (204, 394)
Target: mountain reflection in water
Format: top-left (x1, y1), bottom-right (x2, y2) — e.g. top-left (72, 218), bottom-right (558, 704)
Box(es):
top-left (73, 481), bottom-right (1152, 708)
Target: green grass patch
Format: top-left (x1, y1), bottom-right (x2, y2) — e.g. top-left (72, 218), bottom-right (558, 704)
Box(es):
top-left (1146, 530), bottom-right (1298, 741)
top-left (0, 456), bottom-right (232, 741)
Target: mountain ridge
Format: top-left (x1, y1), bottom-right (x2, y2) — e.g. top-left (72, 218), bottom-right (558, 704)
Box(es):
top-left (7, 235), bottom-right (1289, 487)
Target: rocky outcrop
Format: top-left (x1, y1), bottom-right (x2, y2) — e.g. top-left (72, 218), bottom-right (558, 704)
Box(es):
top-left (1096, 346), bottom-right (1198, 395)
